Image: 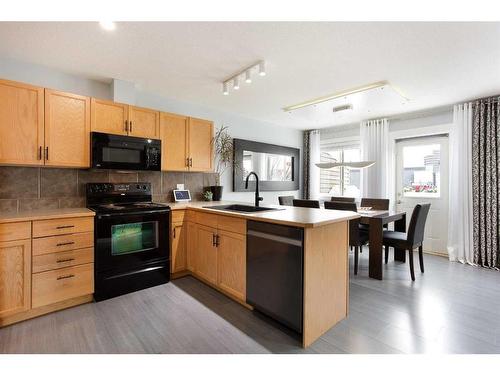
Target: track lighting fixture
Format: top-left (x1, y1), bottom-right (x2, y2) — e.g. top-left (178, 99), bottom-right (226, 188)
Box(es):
top-left (221, 60), bottom-right (266, 95)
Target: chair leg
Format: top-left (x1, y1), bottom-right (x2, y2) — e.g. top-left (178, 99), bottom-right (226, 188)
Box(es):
top-left (418, 245), bottom-right (424, 273)
top-left (354, 246), bottom-right (359, 275)
top-left (384, 245), bottom-right (389, 264)
top-left (408, 249), bottom-right (415, 281)
top-left (360, 246), bottom-right (363, 253)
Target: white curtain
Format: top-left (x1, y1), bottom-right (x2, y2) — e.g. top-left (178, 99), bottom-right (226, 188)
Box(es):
top-left (308, 130), bottom-right (321, 200)
top-left (447, 103), bottom-right (474, 264)
top-left (360, 118), bottom-right (389, 198)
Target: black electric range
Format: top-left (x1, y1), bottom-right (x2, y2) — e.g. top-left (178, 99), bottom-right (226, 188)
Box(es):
top-left (86, 182), bottom-right (171, 301)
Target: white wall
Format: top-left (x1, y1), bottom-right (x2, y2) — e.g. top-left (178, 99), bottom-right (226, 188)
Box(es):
top-left (0, 58), bottom-right (303, 205)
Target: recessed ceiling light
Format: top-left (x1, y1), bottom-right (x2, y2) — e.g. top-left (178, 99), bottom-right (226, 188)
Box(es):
top-left (99, 21), bottom-right (116, 31)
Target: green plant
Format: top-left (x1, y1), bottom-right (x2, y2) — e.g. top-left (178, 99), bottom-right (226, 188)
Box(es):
top-left (212, 125), bottom-right (239, 185)
top-left (203, 190), bottom-right (213, 201)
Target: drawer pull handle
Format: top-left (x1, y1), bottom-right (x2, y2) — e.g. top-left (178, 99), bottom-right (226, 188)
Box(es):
top-left (56, 241), bottom-right (75, 246)
top-left (56, 258), bottom-right (75, 263)
top-left (57, 274), bottom-right (75, 280)
top-left (56, 225), bottom-right (75, 229)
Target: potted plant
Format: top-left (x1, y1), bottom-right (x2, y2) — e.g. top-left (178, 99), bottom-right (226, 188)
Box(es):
top-left (210, 125), bottom-right (236, 201)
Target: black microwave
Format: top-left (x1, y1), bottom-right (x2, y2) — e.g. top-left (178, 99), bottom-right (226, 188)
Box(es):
top-left (91, 132), bottom-right (161, 171)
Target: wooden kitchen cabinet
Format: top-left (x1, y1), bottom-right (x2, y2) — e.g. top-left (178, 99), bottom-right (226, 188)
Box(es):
top-left (160, 112), bottom-right (189, 171)
top-left (0, 239), bottom-right (32, 318)
top-left (171, 221), bottom-right (187, 273)
top-left (91, 98), bottom-right (129, 136)
top-left (0, 79), bottom-right (44, 166)
top-left (194, 224), bottom-right (218, 285)
top-left (44, 89), bottom-right (91, 168)
top-left (186, 221), bottom-right (197, 272)
top-left (188, 117), bottom-right (213, 172)
top-left (128, 105), bottom-right (159, 139)
top-left (217, 229), bottom-right (246, 301)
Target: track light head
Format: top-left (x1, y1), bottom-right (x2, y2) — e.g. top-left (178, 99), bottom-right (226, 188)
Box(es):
top-left (223, 82), bottom-right (229, 95)
top-left (233, 77), bottom-right (240, 90)
top-left (258, 61), bottom-right (266, 76)
top-left (245, 70), bottom-right (252, 83)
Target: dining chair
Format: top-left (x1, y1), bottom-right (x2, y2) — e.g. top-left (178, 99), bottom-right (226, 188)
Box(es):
top-left (382, 203), bottom-right (431, 281)
top-left (324, 201), bottom-right (368, 275)
top-left (278, 195), bottom-right (294, 206)
top-left (330, 196), bottom-right (355, 203)
top-left (292, 199), bottom-right (321, 208)
top-left (360, 198), bottom-right (390, 210)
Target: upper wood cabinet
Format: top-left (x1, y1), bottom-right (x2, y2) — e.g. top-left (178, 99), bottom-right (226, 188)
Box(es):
top-left (160, 112), bottom-right (189, 171)
top-left (91, 99), bottom-right (160, 139)
top-left (128, 105), bottom-right (159, 139)
top-left (159, 114), bottom-right (213, 172)
top-left (44, 90), bottom-right (91, 168)
top-left (188, 117), bottom-right (213, 172)
top-left (0, 238), bottom-right (31, 318)
top-left (0, 79), bottom-right (44, 166)
top-left (91, 98), bottom-right (129, 136)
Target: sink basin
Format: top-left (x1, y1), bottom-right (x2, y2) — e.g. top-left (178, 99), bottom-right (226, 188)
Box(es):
top-left (204, 204), bottom-right (282, 213)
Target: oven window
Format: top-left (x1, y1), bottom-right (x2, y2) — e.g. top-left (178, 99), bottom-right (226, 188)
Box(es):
top-left (111, 221), bottom-right (158, 256)
top-left (103, 147), bottom-right (141, 163)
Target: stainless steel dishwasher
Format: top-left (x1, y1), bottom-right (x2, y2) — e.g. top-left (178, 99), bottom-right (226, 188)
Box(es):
top-left (246, 220), bottom-right (304, 333)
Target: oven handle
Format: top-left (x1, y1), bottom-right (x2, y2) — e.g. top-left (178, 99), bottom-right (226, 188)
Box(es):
top-left (97, 209), bottom-right (170, 218)
top-left (106, 265), bottom-right (166, 280)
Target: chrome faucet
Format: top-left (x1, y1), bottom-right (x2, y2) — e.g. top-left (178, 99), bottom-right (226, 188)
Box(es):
top-left (245, 171), bottom-right (264, 207)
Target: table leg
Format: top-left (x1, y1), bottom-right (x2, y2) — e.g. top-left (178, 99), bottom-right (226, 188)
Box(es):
top-left (394, 214), bottom-right (406, 262)
top-left (368, 218), bottom-right (383, 280)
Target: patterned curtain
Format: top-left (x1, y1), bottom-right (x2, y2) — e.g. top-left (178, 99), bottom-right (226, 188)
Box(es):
top-left (303, 130), bottom-right (311, 199)
top-left (472, 97), bottom-right (500, 269)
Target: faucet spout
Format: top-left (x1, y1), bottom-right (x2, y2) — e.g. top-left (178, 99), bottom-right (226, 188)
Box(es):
top-left (245, 172), bottom-right (264, 207)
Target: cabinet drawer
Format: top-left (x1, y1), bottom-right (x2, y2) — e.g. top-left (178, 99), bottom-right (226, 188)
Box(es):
top-left (33, 217), bottom-right (93, 238)
top-left (185, 209), bottom-right (196, 222)
top-left (32, 263), bottom-right (94, 308)
top-left (33, 247), bottom-right (94, 273)
top-left (217, 215), bottom-right (246, 235)
top-left (171, 210), bottom-right (186, 223)
top-left (0, 222), bottom-right (31, 242)
top-left (33, 231), bottom-right (94, 256)
top-left (195, 211), bottom-right (218, 228)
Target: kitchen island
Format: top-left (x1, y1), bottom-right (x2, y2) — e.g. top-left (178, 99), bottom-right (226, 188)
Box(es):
top-left (167, 201), bottom-right (359, 347)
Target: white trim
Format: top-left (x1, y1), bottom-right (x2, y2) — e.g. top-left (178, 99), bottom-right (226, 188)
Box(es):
top-left (388, 123), bottom-right (452, 210)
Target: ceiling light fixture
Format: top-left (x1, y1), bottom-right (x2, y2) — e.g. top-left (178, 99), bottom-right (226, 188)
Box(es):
top-left (99, 21), bottom-right (116, 31)
top-left (221, 60), bottom-right (266, 95)
top-left (245, 70), bottom-right (252, 83)
top-left (315, 161), bottom-right (375, 169)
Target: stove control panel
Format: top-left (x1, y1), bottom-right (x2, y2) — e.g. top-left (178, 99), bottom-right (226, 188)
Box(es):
top-left (87, 182), bottom-right (151, 195)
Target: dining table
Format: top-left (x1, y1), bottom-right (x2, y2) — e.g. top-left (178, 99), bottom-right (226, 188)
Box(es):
top-left (357, 209), bottom-right (407, 280)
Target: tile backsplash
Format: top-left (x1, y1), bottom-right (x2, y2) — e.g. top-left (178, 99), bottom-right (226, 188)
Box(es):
top-left (0, 166), bottom-right (218, 213)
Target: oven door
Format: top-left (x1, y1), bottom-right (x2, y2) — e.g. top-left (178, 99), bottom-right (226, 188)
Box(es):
top-left (95, 210), bottom-right (169, 272)
top-left (91, 132), bottom-right (161, 171)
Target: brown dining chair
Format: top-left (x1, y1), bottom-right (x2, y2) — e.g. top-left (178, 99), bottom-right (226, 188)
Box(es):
top-left (359, 198), bottom-right (391, 231)
top-left (293, 199), bottom-right (321, 208)
top-left (382, 203), bottom-right (431, 281)
top-left (324, 201), bottom-right (368, 275)
top-left (278, 196), bottom-right (294, 206)
top-left (330, 196), bottom-right (355, 203)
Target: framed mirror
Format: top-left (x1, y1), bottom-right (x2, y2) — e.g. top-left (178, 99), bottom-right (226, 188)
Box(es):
top-left (233, 138), bottom-right (300, 192)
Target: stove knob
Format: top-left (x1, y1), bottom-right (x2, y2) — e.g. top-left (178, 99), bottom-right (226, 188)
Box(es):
top-left (136, 184), bottom-right (141, 189)
top-left (143, 185), bottom-right (148, 190)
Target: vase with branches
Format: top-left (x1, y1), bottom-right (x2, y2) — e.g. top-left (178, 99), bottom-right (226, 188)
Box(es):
top-left (210, 125), bottom-right (238, 200)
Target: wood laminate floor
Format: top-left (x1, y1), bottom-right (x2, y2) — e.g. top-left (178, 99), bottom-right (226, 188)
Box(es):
top-left (1, 251), bottom-right (500, 354)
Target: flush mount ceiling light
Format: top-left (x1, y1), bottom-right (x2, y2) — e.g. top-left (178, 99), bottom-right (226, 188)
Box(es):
top-left (283, 81), bottom-right (409, 112)
top-left (221, 60), bottom-right (266, 95)
top-left (99, 21), bottom-right (116, 31)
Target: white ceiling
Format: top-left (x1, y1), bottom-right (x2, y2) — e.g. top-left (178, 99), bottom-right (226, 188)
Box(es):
top-left (0, 22), bottom-right (499, 130)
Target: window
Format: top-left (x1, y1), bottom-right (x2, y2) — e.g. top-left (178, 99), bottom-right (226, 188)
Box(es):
top-left (320, 145), bottom-right (361, 198)
top-left (401, 143), bottom-right (441, 197)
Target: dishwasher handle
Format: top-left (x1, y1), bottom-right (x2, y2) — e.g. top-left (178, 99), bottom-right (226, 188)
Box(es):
top-left (247, 230), bottom-right (303, 247)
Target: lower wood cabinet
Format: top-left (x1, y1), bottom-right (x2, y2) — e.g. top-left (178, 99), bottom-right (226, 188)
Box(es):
top-left (186, 221), bottom-right (197, 272)
top-left (171, 221), bottom-right (187, 273)
top-left (217, 229), bottom-right (246, 301)
top-left (195, 224), bottom-right (218, 285)
top-left (0, 239), bottom-right (31, 318)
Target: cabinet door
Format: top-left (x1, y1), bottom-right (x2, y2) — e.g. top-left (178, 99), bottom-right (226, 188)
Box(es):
top-left (91, 98), bottom-right (128, 136)
top-left (44, 89), bottom-right (91, 167)
top-left (0, 79), bottom-right (44, 165)
top-left (188, 117), bottom-right (213, 172)
top-left (128, 106), bottom-right (159, 139)
top-left (0, 239), bottom-right (31, 318)
top-left (217, 230), bottom-right (246, 301)
top-left (186, 221), bottom-right (197, 272)
top-left (171, 222), bottom-right (187, 273)
top-left (195, 224), bottom-right (217, 284)
top-left (159, 112), bottom-right (188, 171)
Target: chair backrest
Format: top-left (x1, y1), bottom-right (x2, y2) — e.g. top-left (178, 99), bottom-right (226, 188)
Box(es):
top-left (330, 196), bottom-right (355, 203)
top-left (292, 199), bottom-right (321, 208)
top-left (278, 195), bottom-right (294, 206)
top-left (407, 203), bottom-right (431, 247)
top-left (324, 201), bottom-right (358, 212)
top-left (360, 198), bottom-right (390, 210)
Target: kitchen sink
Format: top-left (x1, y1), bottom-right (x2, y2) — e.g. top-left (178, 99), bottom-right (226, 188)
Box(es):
top-left (204, 204), bottom-right (282, 213)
